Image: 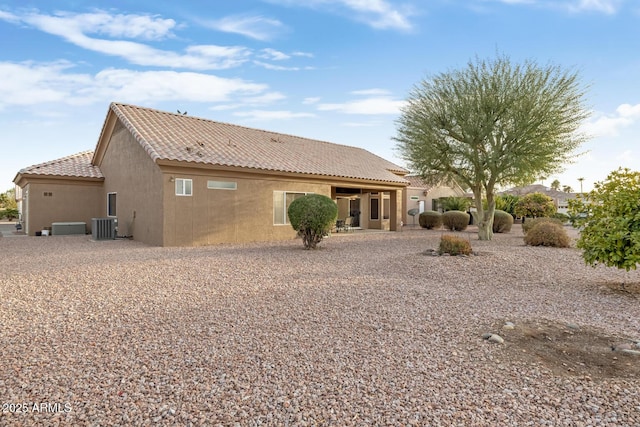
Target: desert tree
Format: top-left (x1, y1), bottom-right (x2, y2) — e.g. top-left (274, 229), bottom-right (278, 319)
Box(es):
top-left (395, 54), bottom-right (590, 240)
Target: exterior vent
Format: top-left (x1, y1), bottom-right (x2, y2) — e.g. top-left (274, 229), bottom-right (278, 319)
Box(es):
top-left (92, 218), bottom-right (117, 240)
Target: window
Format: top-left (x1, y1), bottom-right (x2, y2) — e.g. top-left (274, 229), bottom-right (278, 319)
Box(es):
top-left (207, 180), bottom-right (237, 190)
top-left (274, 191), bottom-right (308, 225)
top-left (175, 178), bottom-right (193, 196)
top-left (107, 192), bottom-right (117, 217)
top-left (370, 197), bottom-right (379, 220)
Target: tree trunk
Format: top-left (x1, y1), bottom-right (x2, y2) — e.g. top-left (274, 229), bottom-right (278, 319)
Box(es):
top-left (473, 189), bottom-right (495, 241)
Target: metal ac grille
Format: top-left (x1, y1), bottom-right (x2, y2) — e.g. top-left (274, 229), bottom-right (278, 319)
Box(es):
top-left (92, 218), bottom-right (116, 240)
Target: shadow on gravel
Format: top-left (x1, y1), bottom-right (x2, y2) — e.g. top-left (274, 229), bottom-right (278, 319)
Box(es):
top-left (598, 281), bottom-right (640, 299)
top-left (496, 319), bottom-right (640, 380)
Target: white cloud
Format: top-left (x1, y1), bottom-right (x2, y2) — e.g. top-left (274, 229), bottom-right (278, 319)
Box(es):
top-left (0, 61), bottom-right (270, 109)
top-left (265, 0), bottom-right (415, 30)
top-left (303, 97), bottom-right (321, 104)
top-left (253, 60), bottom-right (315, 71)
top-left (233, 110), bottom-right (316, 120)
top-left (258, 48), bottom-right (290, 61)
top-left (317, 95), bottom-right (406, 115)
top-left (484, 0), bottom-right (623, 14)
top-left (0, 9), bottom-right (251, 70)
top-left (351, 88), bottom-right (392, 96)
top-left (583, 103), bottom-right (640, 137)
top-left (203, 14), bottom-right (285, 41)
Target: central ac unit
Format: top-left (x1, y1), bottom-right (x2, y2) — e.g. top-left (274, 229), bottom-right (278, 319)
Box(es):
top-left (92, 217), bottom-right (117, 240)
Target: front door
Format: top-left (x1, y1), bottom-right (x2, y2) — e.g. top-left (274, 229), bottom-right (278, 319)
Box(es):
top-left (349, 198), bottom-right (361, 227)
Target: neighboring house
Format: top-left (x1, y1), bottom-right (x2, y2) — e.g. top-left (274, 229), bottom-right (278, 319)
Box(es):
top-left (14, 103), bottom-right (409, 246)
top-left (402, 175), bottom-right (468, 226)
top-left (499, 184), bottom-right (578, 214)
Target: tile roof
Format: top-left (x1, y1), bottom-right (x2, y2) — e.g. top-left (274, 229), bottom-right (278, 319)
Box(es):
top-left (107, 103), bottom-right (409, 184)
top-left (404, 175), bottom-right (433, 189)
top-left (17, 151), bottom-right (103, 179)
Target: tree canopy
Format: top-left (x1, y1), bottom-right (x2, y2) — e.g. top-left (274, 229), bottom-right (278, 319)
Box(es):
top-left (395, 54), bottom-right (590, 240)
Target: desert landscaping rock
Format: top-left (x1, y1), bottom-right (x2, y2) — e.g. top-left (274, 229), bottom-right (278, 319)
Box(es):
top-left (1, 225), bottom-right (639, 425)
top-left (487, 334), bottom-right (505, 344)
top-left (503, 322), bottom-right (515, 330)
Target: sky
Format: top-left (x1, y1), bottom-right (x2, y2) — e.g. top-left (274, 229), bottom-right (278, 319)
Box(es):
top-left (1, 0), bottom-right (639, 194)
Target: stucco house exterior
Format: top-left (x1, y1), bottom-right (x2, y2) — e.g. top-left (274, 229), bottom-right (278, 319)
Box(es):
top-left (402, 175), bottom-right (468, 226)
top-left (14, 103), bottom-right (410, 246)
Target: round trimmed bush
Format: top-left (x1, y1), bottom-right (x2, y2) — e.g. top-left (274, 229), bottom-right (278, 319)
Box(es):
top-left (493, 209), bottom-right (514, 233)
top-left (288, 194), bottom-right (338, 249)
top-left (522, 217), bottom-right (563, 235)
top-left (419, 210), bottom-right (442, 229)
top-left (523, 222), bottom-right (570, 248)
top-left (442, 210), bottom-right (470, 231)
top-left (439, 235), bottom-right (472, 255)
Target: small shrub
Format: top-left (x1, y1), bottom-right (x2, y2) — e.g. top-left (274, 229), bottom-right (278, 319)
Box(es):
top-left (514, 192), bottom-right (556, 218)
top-left (288, 194), bottom-right (338, 249)
top-left (523, 222), bottom-right (571, 248)
top-left (522, 217), bottom-right (563, 234)
top-left (493, 209), bottom-right (514, 233)
top-left (439, 235), bottom-right (472, 255)
top-left (442, 210), bottom-right (470, 231)
top-left (419, 210), bottom-right (442, 229)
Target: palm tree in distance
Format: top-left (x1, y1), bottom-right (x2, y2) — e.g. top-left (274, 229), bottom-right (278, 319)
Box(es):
top-left (578, 177), bottom-right (585, 194)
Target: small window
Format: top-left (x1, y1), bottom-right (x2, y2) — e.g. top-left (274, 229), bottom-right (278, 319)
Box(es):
top-left (107, 192), bottom-right (117, 217)
top-left (176, 178), bottom-right (193, 196)
top-left (274, 191), bottom-right (309, 225)
top-left (208, 180), bottom-right (237, 190)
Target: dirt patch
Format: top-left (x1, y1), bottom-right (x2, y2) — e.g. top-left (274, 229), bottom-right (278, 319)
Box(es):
top-left (495, 319), bottom-right (640, 380)
top-left (598, 281), bottom-right (640, 298)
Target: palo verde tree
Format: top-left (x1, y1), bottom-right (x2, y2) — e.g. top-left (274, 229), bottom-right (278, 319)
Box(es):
top-left (395, 54), bottom-right (590, 240)
top-left (570, 168), bottom-right (640, 271)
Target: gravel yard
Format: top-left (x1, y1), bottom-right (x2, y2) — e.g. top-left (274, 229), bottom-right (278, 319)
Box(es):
top-left (1, 225), bottom-right (639, 426)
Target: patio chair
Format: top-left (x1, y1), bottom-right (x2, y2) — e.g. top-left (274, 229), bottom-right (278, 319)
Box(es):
top-left (343, 216), bottom-right (354, 232)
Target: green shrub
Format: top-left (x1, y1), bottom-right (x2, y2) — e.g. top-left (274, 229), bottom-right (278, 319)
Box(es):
top-left (493, 209), bottom-right (514, 233)
top-left (288, 194), bottom-right (338, 249)
top-left (495, 194), bottom-right (520, 217)
top-left (523, 222), bottom-right (570, 248)
top-left (439, 235), bottom-right (472, 255)
top-left (442, 210), bottom-right (470, 231)
top-left (418, 210), bottom-right (442, 229)
top-left (522, 217), bottom-right (563, 234)
top-left (441, 196), bottom-right (471, 212)
top-left (514, 192), bottom-right (556, 218)
top-left (552, 212), bottom-right (570, 223)
top-left (1, 208), bottom-right (18, 221)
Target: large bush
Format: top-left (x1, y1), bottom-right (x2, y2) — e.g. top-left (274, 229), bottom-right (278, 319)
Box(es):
top-left (442, 210), bottom-right (470, 231)
top-left (418, 210), bottom-right (442, 229)
top-left (521, 217), bottom-right (563, 234)
top-left (439, 235), bottom-right (472, 255)
top-left (523, 222), bottom-right (570, 248)
top-left (570, 168), bottom-right (640, 271)
top-left (441, 196), bottom-right (471, 212)
top-left (495, 194), bottom-right (520, 217)
top-left (493, 209), bottom-right (514, 233)
top-left (288, 194), bottom-right (338, 249)
top-left (514, 192), bottom-right (556, 218)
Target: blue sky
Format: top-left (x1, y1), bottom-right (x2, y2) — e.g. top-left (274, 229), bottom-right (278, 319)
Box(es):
top-left (1, 0), bottom-right (639, 193)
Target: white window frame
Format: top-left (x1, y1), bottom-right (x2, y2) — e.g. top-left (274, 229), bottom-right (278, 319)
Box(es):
top-left (273, 191), bottom-right (311, 225)
top-left (175, 178), bottom-right (193, 196)
top-left (207, 180), bottom-right (237, 190)
top-left (107, 192), bottom-right (117, 217)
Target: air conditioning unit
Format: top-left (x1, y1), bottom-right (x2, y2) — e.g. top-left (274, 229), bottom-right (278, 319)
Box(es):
top-left (92, 217), bottom-right (117, 240)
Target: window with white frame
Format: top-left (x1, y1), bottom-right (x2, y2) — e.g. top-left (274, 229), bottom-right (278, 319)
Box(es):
top-left (175, 178), bottom-right (193, 196)
top-left (273, 191), bottom-right (309, 225)
top-left (107, 192), bottom-right (117, 217)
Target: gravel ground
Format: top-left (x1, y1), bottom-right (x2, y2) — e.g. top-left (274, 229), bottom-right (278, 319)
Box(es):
top-left (1, 225), bottom-right (639, 426)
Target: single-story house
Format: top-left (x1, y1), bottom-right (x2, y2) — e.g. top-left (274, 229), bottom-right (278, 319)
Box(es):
top-left (14, 103), bottom-right (411, 246)
top-left (499, 184), bottom-right (578, 214)
top-left (402, 175), bottom-right (468, 226)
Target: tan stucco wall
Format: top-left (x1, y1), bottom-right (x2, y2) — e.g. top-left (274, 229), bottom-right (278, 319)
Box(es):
top-left (20, 180), bottom-right (103, 235)
top-left (98, 121), bottom-right (164, 245)
top-left (161, 168), bottom-right (332, 246)
top-left (403, 185), bottom-right (466, 225)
